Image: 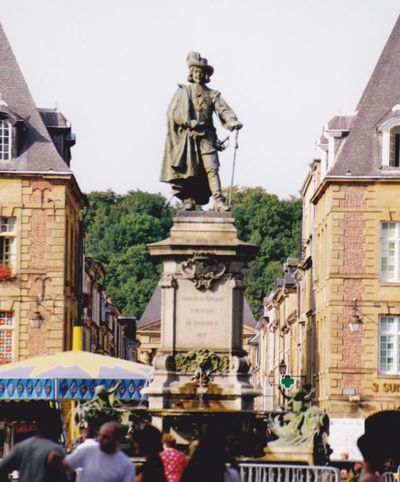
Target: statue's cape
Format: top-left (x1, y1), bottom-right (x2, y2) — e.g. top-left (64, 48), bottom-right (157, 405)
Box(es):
top-left (160, 85), bottom-right (211, 204)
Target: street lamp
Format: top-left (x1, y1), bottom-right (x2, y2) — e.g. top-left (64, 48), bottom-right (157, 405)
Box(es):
top-left (267, 370), bottom-right (274, 386)
top-left (349, 298), bottom-right (362, 332)
top-left (30, 296), bottom-right (44, 328)
top-left (279, 359), bottom-right (287, 376)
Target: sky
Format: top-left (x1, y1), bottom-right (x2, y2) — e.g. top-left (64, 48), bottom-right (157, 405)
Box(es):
top-left (1, 0), bottom-right (399, 200)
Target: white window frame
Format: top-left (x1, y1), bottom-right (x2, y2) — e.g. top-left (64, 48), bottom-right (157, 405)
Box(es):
top-left (380, 222), bottom-right (400, 282)
top-left (389, 126), bottom-right (400, 167)
top-left (0, 120), bottom-right (11, 161)
top-left (379, 116), bottom-right (400, 168)
top-left (0, 217), bottom-right (16, 271)
top-left (379, 315), bottom-right (400, 374)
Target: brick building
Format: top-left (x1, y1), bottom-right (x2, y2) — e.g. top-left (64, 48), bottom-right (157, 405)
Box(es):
top-left (0, 23), bottom-right (86, 360)
top-left (82, 257), bottom-right (135, 358)
top-left (261, 15), bottom-right (400, 421)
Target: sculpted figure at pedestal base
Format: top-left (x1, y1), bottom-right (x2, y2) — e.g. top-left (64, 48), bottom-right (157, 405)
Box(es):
top-left (160, 52), bottom-right (242, 211)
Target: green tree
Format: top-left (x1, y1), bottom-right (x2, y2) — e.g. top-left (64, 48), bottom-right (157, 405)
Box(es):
top-left (83, 187), bottom-right (301, 321)
top-left (83, 190), bottom-right (173, 317)
top-left (230, 187), bottom-right (302, 318)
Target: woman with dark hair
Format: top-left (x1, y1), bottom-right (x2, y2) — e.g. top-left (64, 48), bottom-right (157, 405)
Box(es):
top-left (180, 425), bottom-right (240, 482)
top-left (133, 424), bottom-right (167, 482)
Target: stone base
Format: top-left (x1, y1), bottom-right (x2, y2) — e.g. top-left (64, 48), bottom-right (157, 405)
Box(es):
top-left (143, 351), bottom-right (260, 410)
top-left (144, 368), bottom-right (260, 410)
top-left (259, 444), bottom-right (315, 466)
top-left (146, 211), bottom-right (259, 411)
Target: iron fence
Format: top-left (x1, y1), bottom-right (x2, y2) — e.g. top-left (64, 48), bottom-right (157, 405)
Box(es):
top-left (239, 463), bottom-right (341, 482)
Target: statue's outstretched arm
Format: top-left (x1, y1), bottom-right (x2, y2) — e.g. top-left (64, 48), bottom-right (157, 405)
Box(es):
top-left (213, 92), bottom-right (241, 131)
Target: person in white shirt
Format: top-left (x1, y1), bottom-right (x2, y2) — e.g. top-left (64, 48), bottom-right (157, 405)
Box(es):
top-left (75, 426), bottom-right (98, 452)
top-left (66, 421), bottom-right (135, 482)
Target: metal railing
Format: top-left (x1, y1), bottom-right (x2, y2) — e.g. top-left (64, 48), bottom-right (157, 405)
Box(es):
top-left (239, 463), bottom-right (341, 482)
top-left (382, 466), bottom-right (400, 482)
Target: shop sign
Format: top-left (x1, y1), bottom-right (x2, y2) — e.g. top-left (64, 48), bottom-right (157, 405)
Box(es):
top-left (372, 382), bottom-right (400, 393)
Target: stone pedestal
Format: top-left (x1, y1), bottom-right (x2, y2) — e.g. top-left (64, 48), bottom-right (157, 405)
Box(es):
top-left (143, 211), bottom-right (259, 410)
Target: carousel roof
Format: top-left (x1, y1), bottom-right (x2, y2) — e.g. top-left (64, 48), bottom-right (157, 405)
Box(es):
top-left (0, 350), bottom-right (152, 379)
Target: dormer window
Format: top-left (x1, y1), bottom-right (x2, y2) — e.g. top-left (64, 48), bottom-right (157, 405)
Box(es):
top-left (0, 119), bottom-right (11, 161)
top-left (378, 106), bottom-right (400, 168)
top-left (389, 126), bottom-right (400, 167)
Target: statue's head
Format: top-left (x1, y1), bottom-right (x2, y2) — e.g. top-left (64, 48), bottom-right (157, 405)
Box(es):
top-left (95, 385), bottom-right (106, 395)
top-left (187, 52), bottom-right (213, 84)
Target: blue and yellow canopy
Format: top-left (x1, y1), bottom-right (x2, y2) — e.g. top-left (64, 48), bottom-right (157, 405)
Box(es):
top-left (0, 350), bottom-right (152, 401)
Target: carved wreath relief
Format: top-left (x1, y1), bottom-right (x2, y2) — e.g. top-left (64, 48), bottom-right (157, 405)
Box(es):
top-left (180, 253), bottom-right (226, 290)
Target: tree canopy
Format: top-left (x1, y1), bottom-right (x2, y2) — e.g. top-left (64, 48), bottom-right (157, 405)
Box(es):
top-left (83, 190), bottom-right (173, 317)
top-left (229, 187), bottom-right (302, 317)
top-left (83, 187), bottom-right (301, 319)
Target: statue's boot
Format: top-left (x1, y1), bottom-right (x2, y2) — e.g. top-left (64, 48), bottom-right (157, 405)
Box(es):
top-left (207, 168), bottom-right (229, 211)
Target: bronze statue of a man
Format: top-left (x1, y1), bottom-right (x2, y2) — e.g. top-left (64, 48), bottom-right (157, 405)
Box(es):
top-left (160, 52), bottom-right (243, 211)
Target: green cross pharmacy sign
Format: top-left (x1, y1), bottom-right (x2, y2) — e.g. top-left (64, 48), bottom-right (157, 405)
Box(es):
top-left (280, 374), bottom-right (295, 390)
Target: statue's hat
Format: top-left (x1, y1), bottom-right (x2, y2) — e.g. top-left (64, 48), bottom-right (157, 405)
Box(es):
top-left (187, 52), bottom-right (214, 76)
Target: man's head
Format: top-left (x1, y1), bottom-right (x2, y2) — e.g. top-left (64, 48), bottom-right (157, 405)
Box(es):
top-left (187, 52), bottom-right (213, 84)
top-left (133, 424), bottom-right (163, 456)
top-left (357, 410), bottom-right (400, 472)
top-left (97, 422), bottom-right (122, 454)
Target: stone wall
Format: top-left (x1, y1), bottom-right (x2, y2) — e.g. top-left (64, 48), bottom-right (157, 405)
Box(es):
top-left (311, 181), bottom-right (400, 416)
top-left (0, 174), bottom-right (84, 361)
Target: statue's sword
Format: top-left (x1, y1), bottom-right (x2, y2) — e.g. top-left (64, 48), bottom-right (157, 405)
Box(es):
top-left (228, 129), bottom-right (240, 209)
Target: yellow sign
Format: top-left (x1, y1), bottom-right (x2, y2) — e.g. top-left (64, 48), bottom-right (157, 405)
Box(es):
top-left (372, 382), bottom-right (400, 393)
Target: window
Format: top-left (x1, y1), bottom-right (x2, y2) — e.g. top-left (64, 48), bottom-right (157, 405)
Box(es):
top-left (0, 217), bottom-right (16, 271)
top-left (379, 316), bottom-right (400, 374)
top-left (0, 120), bottom-right (11, 161)
top-left (0, 311), bottom-right (14, 362)
top-left (389, 126), bottom-right (400, 167)
top-left (380, 222), bottom-right (400, 282)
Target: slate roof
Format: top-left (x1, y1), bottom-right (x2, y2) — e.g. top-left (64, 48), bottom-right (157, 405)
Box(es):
top-left (329, 15), bottom-right (400, 177)
top-left (0, 23), bottom-right (71, 174)
top-left (327, 115), bottom-right (355, 132)
top-left (39, 109), bottom-right (70, 129)
top-left (138, 286), bottom-right (161, 328)
top-left (138, 285), bottom-right (257, 328)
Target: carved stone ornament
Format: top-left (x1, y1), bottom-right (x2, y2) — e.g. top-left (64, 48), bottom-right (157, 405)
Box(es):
top-left (180, 254), bottom-right (226, 290)
top-left (175, 349), bottom-right (229, 386)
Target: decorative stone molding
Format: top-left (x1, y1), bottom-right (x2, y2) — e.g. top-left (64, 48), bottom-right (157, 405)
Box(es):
top-left (159, 274), bottom-right (177, 289)
top-left (175, 348), bottom-right (229, 385)
top-left (180, 253), bottom-right (226, 290)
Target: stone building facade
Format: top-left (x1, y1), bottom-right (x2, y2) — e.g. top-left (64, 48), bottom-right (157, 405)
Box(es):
top-left (261, 15), bottom-right (400, 419)
top-left (0, 23), bottom-right (86, 361)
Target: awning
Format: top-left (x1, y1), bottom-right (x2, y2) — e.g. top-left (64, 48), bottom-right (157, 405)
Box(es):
top-left (0, 350), bottom-right (152, 401)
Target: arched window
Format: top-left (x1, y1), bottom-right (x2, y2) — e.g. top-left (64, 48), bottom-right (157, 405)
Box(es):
top-left (0, 120), bottom-right (11, 160)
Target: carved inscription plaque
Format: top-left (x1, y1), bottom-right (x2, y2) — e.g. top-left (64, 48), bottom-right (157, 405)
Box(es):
top-left (175, 279), bottom-right (230, 350)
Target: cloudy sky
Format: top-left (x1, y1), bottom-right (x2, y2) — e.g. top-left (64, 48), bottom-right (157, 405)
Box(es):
top-left (1, 1), bottom-right (399, 199)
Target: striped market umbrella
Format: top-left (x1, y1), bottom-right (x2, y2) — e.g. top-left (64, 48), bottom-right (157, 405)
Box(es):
top-left (0, 350), bottom-right (152, 401)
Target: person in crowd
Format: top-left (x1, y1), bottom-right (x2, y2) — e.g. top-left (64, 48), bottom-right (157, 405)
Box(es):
top-left (357, 410), bottom-right (400, 482)
top-left (180, 424), bottom-right (240, 482)
top-left (0, 415), bottom-right (67, 482)
top-left (133, 424), bottom-right (167, 482)
top-left (75, 424), bottom-right (98, 451)
top-left (66, 421), bottom-right (135, 482)
top-left (160, 434), bottom-right (186, 482)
